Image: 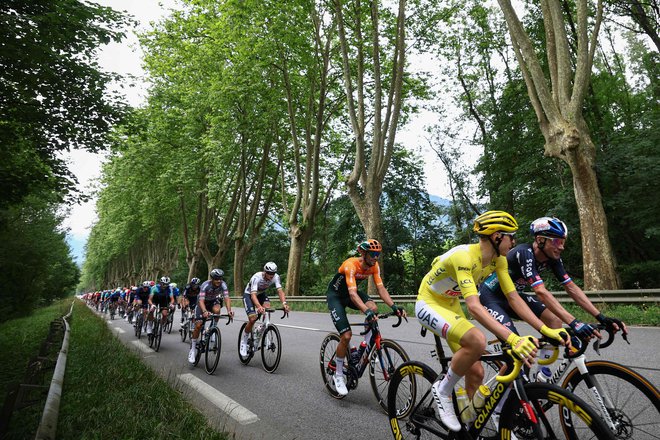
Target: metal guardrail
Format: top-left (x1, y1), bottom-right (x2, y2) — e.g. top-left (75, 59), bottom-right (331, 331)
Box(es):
top-left (228, 289), bottom-right (660, 304)
top-left (35, 300), bottom-right (74, 440)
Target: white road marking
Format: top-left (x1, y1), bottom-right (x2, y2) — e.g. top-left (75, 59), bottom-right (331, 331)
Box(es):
top-left (277, 324), bottom-right (322, 331)
top-left (177, 373), bottom-right (259, 425)
top-left (130, 340), bottom-right (152, 354)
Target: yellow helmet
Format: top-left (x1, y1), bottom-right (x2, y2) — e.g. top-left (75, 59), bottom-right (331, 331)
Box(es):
top-left (473, 210), bottom-right (518, 235)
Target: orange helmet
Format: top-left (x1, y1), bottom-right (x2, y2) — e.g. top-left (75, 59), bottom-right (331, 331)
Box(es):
top-left (358, 239), bottom-right (382, 253)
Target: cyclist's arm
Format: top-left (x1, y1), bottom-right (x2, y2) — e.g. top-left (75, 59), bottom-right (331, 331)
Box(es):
top-left (532, 283), bottom-right (576, 324)
top-left (251, 291), bottom-right (263, 312)
top-left (223, 285), bottom-right (232, 314)
top-left (347, 286), bottom-right (369, 313)
top-left (505, 290), bottom-right (548, 332)
top-left (562, 281), bottom-right (601, 318)
top-left (375, 283), bottom-right (395, 308)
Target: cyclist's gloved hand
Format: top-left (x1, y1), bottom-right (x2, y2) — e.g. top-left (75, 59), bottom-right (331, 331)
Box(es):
top-left (569, 319), bottom-right (597, 339)
top-left (365, 309), bottom-right (376, 322)
top-left (506, 333), bottom-right (537, 359)
top-left (391, 304), bottom-right (404, 318)
top-left (596, 313), bottom-right (627, 335)
top-left (540, 325), bottom-right (570, 346)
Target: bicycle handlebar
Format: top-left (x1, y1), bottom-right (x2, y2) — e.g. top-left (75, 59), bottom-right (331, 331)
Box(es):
top-left (495, 349), bottom-right (523, 384)
top-left (205, 313), bottom-right (233, 325)
top-left (348, 312), bottom-right (407, 335)
top-left (263, 307), bottom-right (289, 319)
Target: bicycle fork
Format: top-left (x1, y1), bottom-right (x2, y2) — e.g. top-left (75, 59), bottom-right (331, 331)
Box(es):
top-left (566, 355), bottom-right (617, 431)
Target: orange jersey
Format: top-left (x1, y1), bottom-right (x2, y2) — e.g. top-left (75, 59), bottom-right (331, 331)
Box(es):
top-left (328, 257), bottom-right (384, 295)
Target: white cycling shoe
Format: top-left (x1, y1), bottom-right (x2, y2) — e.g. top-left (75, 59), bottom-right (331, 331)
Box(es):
top-left (333, 374), bottom-right (349, 396)
top-left (239, 339), bottom-right (249, 357)
top-left (188, 347), bottom-right (197, 363)
top-left (431, 382), bottom-right (461, 432)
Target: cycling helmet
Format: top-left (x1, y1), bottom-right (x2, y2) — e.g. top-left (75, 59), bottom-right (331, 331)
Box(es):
top-left (131, 286), bottom-right (138, 291)
top-left (142, 281), bottom-right (151, 287)
top-left (190, 277), bottom-right (201, 285)
top-left (357, 239), bottom-right (382, 253)
top-left (160, 276), bottom-right (171, 284)
top-left (169, 282), bottom-right (177, 288)
top-left (473, 210), bottom-right (519, 235)
top-left (530, 217), bottom-right (568, 239)
top-left (210, 268), bottom-right (224, 279)
top-left (263, 262), bottom-right (278, 273)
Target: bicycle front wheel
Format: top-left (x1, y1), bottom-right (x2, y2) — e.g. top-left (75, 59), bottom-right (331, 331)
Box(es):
top-left (237, 322), bottom-right (253, 365)
top-left (500, 382), bottom-right (616, 440)
top-left (165, 315), bottom-right (173, 334)
top-left (319, 333), bottom-right (346, 399)
top-left (180, 322), bottom-right (188, 342)
top-left (154, 320), bottom-right (162, 352)
top-left (135, 314), bottom-right (142, 338)
top-left (204, 327), bottom-right (222, 375)
top-left (562, 360), bottom-right (660, 440)
top-left (387, 360), bottom-right (444, 439)
top-left (261, 325), bottom-right (282, 373)
top-left (370, 339), bottom-right (410, 414)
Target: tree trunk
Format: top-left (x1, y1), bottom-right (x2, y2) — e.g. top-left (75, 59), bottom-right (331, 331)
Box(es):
top-left (285, 223), bottom-right (315, 296)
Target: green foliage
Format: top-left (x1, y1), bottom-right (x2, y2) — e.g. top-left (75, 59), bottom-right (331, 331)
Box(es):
top-left (0, 196), bottom-right (79, 320)
top-left (0, 0), bottom-right (130, 209)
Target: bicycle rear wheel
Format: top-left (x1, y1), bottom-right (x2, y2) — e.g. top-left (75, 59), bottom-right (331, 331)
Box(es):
top-left (562, 360), bottom-right (660, 440)
top-left (204, 327), bottom-right (222, 375)
top-left (261, 325), bottom-right (282, 373)
top-left (370, 339), bottom-right (409, 414)
top-left (165, 314), bottom-right (173, 334)
top-left (500, 382), bottom-right (616, 440)
top-left (387, 360), bottom-right (445, 439)
top-left (180, 321), bottom-right (188, 342)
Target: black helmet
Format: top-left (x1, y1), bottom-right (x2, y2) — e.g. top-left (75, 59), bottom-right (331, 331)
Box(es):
top-left (210, 268), bottom-right (224, 280)
top-left (190, 277), bottom-right (201, 285)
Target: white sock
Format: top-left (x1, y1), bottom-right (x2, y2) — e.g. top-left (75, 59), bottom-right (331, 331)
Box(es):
top-left (438, 366), bottom-right (461, 396)
top-left (335, 357), bottom-right (345, 376)
top-left (191, 339), bottom-right (197, 349)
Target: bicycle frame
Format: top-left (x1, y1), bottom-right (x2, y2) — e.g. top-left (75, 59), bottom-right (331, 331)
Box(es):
top-left (250, 308), bottom-right (287, 351)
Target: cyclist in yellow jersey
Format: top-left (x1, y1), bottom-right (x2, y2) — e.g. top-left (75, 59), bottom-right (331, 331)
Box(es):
top-left (416, 210), bottom-right (569, 432)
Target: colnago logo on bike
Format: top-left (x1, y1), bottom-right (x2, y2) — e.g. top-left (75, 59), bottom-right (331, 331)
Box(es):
top-left (474, 382), bottom-right (506, 430)
top-left (390, 418), bottom-right (402, 440)
top-left (547, 391), bottom-right (593, 425)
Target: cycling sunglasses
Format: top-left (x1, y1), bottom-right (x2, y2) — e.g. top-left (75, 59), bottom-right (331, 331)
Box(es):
top-left (540, 236), bottom-right (565, 247)
top-left (368, 251), bottom-right (381, 258)
top-left (265, 271), bottom-right (276, 276)
top-left (500, 232), bottom-right (516, 239)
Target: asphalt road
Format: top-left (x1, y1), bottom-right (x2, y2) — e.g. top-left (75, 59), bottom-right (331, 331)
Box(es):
top-left (95, 306), bottom-right (660, 440)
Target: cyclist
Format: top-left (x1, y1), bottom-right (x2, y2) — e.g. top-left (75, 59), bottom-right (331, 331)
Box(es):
top-left (188, 269), bottom-right (235, 363)
top-left (147, 277), bottom-right (175, 335)
top-left (416, 211), bottom-right (568, 432)
top-left (126, 286), bottom-right (138, 322)
top-left (479, 216), bottom-right (628, 359)
top-left (240, 262), bottom-right (290, 357)
top-left (108, 288), bottom-right (121, 315)
top-left (325, 239), bottom-right (406, 397)
top-left (170, 282), bottom-right (180, 309)
top-left (181, 277), bottom-right (201, 323)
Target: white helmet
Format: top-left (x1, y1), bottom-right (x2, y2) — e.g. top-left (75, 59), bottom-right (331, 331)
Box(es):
top-left (160, 276), bottom-right (171, 284)
top-left (263, 262), bottom-right (278, 273)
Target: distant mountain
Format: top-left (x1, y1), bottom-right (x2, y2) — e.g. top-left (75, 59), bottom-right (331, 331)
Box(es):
top-left (429, 194), bottom-right (451, 206)
top-left (66, 234), bottom-right (86, 267)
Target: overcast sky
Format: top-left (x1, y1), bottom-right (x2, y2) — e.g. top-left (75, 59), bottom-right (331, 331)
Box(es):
top-left (61, 0), bottom-right (475, 261)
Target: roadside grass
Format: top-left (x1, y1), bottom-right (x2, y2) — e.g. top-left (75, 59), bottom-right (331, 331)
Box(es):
top-left (0, 298), bottom-right (71, 439)
top-left (56, 300), bottom-right (228, 440)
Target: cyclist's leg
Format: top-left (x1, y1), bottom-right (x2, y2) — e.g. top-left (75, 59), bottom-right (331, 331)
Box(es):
top-left (416, 297), bottom-right (480, 431)
top-left (327, 290), bottom-right (352, 396)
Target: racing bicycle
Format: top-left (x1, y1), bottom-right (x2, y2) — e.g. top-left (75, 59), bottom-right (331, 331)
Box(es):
top-left (237, 307), bottom-right (288, 373)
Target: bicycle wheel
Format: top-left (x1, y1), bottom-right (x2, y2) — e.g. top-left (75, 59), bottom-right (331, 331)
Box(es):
top-left (193, 339), bottom-right (203, 367)
top-left (319, 332), bottom-right (346, 399)
top-left (500, 382), bottom-right (616, 440)
top-left (261, 325), bottom-right (282, 373)
top-left (154, 320), bottom-right (162, 352)
top-left (204, 327), bottom-right (222, 375)
top-left (237, 322), bottom-right (253, 365)
top-left (165, 314), bottom-right (173, 334)
top-left (135, 313), bottom-right (142, 338)
top-left (370, 339), bottom-right (410, 413)
top-left (562, 360), bottom-right (660, 440)
top-left (387, 360), bottom-right (445, 439)
top-left (180, 321), bottom-right (188, 342)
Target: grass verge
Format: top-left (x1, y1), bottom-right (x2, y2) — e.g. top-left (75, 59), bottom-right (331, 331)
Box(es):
top-left (55, 300), bottom-right (228, 440)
